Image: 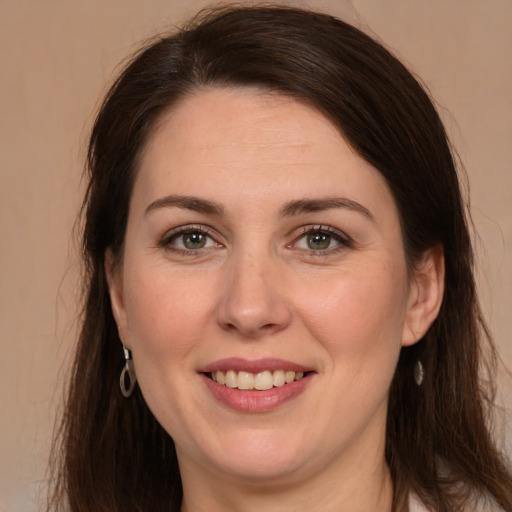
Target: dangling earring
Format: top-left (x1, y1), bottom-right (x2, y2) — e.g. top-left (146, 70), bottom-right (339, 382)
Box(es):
top-left (414, 360), bottom-right (424, 386)
top-left (120, 346), bottom-right (137, 398)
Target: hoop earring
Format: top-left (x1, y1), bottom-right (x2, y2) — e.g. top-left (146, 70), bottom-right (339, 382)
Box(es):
top-left (414, 360), bottom-right (424, 386)
top-left (120, 346), bottom-right (137, 398)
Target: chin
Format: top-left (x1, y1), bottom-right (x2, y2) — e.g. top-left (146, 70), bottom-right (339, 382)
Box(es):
top-left (200, 430), bottom-right (317, 483)
top-left (216, 455), bottom-right (308, 484)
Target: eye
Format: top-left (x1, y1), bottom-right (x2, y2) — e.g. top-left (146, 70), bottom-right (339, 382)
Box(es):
top-left (162, 226), bottom-right (220, 252)
top-left (175, 230), bottom-right (211, 250)
top-left (292, 226), bottom-right (351, 253)
top-left (302, 231), bottom-right (334, 250)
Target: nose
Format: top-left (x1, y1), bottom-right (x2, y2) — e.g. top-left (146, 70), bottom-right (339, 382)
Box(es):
top-left (216, 250), bottom-right (292, 338)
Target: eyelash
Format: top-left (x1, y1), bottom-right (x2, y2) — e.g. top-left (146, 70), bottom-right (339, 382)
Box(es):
top-left (158, 224), bottom-right (353, 257)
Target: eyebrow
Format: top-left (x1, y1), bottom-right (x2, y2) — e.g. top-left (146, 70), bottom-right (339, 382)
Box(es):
top-left (145, 195), bottom-right (224, 216)
top-left (144, 194), bottom-right (375, 223)
top-left (279, 197), bottom-right (375, 223)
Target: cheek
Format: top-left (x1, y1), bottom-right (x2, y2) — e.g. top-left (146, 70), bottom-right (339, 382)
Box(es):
top-left (122, 263), bottom-right (215, 359)
top-left (294, 263), bottom-right (408, 434)
top-left (120, 264), bottom-right (217, 429)
top-left (295, 262), bottom-right (408, 364)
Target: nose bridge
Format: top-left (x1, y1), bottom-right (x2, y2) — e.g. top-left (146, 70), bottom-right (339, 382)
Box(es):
top-left (216, 242), bottom-right (291, 337)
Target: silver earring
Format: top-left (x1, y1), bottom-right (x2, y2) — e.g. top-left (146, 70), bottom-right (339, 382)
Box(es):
top-left (120, 346), bottom-right (137, 398)
top-left (414, 360), bottom-right (424, 386)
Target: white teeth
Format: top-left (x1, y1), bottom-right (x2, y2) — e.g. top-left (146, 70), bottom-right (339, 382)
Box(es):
top-left (216, 370), bottom-right (225, 385)
top-left (254, 371), bottom-right (273, 391)
top-left (210, 369), bottom-right (306, 390)
top-left (272, 369), bottom-right (285, 387)
top-left (285, 371), bottom-right (295, 384)
top-left (237, 371), bottom-right (254, 390)
top-left (225, 370), bottom-right (237, 388)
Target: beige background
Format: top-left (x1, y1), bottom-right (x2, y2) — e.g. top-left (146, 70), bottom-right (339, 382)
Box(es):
top-left (0, 1), bottom-right (510, 510)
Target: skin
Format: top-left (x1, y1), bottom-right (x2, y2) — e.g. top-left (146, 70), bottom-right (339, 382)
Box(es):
top-left (107, 88), bottom-right (444, 512)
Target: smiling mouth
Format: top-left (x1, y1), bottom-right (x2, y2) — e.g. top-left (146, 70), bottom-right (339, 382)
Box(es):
top-left (208, 370), bottom-right (306, 391)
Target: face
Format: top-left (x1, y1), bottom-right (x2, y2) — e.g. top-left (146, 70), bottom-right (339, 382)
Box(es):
top-left (108, 88), bottom-right (441, 487)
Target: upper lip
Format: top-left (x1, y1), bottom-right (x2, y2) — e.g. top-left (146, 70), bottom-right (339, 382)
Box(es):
top-left (199, 357), bottom-right (313, 374)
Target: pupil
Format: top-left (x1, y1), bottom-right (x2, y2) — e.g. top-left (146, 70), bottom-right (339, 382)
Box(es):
top-left (184, 232), bottom-right (206, 249)
top-left (308, 232), bottom-right (330, 250)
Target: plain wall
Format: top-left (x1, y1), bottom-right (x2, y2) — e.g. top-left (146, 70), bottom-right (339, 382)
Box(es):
top-left (0, 1), bottom-right (510, 510)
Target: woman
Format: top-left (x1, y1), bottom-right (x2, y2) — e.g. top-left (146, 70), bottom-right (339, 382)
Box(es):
top-left (48, 5), bottom-right (512, 512)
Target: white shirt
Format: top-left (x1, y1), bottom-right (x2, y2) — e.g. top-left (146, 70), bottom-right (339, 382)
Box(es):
top-left (409, 494), bottom-right (427, 512)
top-left (409, 493), bottom-right (502, 512)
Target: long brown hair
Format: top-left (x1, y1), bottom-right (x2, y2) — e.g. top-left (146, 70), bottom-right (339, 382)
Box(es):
top-left (48, 5), bottom-right (512, 511)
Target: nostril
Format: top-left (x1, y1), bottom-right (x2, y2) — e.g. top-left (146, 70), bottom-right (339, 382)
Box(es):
top-left (220, 320), bottom-right (285, 337)
top-left (261, 322), bottom-right (281, 332)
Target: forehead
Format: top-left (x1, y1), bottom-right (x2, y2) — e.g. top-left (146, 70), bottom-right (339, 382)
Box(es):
top-left (133, 87), bottom-right (396, 218)
top-left (144, 87), bottom-right (342, 165)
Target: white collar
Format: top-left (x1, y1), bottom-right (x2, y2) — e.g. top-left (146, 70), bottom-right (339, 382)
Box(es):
top-left (408, 493), bottom-right (427, 512)
top-left (408, 493), bottom-right (500, 512)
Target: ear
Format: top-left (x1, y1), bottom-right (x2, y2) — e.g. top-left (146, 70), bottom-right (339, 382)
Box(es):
top-left (105, 249), bottom-right (130, 347)
top-left (402, 245), bottom-right (445, 347)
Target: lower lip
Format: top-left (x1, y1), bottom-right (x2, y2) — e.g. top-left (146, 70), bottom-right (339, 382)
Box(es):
top-left (202, 374), bottom-right (312, 413)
